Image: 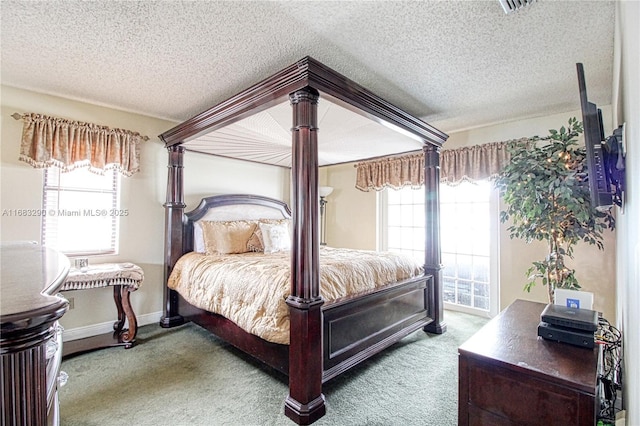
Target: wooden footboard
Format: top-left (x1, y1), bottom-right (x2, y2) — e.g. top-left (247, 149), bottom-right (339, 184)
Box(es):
top-left (322, 275), bottom-right (432, 381)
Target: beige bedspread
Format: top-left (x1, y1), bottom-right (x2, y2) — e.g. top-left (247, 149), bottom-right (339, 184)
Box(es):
top-left (167, 247), bottom-right (423, 344)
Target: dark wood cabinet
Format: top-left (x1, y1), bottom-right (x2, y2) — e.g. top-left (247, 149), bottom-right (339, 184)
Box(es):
top-left (458, 299), bottom-right (598, 426)
top-left (1, 243), bottom-right (70, 426)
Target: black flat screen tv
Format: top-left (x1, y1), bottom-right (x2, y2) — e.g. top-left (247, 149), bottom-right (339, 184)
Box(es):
top-left (576, 63), bottom-right (624, 210)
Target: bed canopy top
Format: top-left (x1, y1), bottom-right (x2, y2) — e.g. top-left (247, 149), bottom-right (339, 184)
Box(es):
top-left (159, 56), bottom-right (447, 166)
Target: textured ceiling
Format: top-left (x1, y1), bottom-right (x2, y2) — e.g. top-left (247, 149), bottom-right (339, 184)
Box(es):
top-left (0, 0), bottom-right (615, 134)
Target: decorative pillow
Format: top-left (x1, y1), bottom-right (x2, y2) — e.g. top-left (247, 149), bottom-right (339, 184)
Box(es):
top-left (193, 221), bottom-right (205, 253)
top-left (258, 221), bottom-right (291, 253)
top-left (200, 220), bottom-right (257, 255)
top-left (247, 219), bottom-right (291, 252)
top-left (246, 227), bottom-right (264, 252)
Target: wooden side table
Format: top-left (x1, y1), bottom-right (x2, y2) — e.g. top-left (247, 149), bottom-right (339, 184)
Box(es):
top-left (458, 299), bottom-right (598, 425)
top-left (61, 262), bottom-right (144, 357)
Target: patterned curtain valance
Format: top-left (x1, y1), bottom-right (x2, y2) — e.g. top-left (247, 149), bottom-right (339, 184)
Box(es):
top-left (355, 153), bottom-right (424, 192)
top-left (440, 138), bottom-right (534, 185)
top-left (13, 112), bottom-right (148, 176)
top-left (355, 137), bottom-right (537, 191)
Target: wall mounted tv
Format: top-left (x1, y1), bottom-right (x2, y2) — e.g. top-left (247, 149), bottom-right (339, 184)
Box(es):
top-left (576, 63), bottom-right (625, 210)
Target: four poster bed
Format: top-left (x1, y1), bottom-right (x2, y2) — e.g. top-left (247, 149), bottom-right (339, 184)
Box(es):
top-left (159, 57), bottom-right (448, 425)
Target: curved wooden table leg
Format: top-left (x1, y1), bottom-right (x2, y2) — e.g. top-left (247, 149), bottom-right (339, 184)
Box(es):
top-left (113, 285), bottom-right (126, 333)
top-left (63, 267), bottom-right (143, 357)
top-left (117, 286), bottom-right (137, 348)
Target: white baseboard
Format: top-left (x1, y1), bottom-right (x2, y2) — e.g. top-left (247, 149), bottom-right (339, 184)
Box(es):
top-left (62, 311), bottom-right (163, 342)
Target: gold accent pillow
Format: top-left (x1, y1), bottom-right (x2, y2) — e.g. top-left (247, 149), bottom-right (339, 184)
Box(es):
top-left (247, 226), bottom-right (264, 252)
top-left (201, 220), bottom-right (258, 255)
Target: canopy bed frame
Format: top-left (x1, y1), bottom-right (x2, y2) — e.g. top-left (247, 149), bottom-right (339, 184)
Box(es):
top-left (159, 56), bottom-right (448, 425)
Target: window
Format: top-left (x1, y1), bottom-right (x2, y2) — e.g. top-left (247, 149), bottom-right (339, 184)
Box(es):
top-left (440, 181), bottom-right (497, 316)
top-left (381, 181), bottom-right (498, 317)
top-left (384, 187), bottom-right (425, 263)
top-left (42, 168), bottom-right (120, 256)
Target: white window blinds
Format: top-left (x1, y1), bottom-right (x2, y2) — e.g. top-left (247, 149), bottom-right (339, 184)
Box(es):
top-left (42, 168), bottom-right (120, 256)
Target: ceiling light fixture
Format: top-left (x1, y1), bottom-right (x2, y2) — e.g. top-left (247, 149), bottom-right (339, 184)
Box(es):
top-left (499, 0), bottom-right (536, 14)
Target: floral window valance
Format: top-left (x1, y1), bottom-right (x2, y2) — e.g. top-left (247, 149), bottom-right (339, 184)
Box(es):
top-left (355, 153), bottom-right (424, 191)
top-left (355, 137), bottom-right (535, 191)
top-left (13, 112), bottom-right (148, 177)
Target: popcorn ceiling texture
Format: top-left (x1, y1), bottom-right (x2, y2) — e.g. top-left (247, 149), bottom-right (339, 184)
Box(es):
top-left (0, 1), bottom-right (614, 134)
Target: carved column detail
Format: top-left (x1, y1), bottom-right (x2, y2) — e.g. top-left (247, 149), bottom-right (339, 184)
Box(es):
top-left (423, 144), bottom-right (447, 334)
top-left (161, 145), bottom-right (186, 328)
top-left (2, 329), bottom-right (51, 425)
top-left (284, 87), bottom-right (326, 425)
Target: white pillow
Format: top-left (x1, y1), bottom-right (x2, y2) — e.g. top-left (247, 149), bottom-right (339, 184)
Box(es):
top-left (193, 221), bottom-right (205, 253)
top-left (258, 222), bottom-right (291, 253)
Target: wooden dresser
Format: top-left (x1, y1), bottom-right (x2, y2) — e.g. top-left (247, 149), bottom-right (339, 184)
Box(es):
top-left (1, 243), bottom-right (70, 426)
top-left (458, 299), bottom-right (598, 426)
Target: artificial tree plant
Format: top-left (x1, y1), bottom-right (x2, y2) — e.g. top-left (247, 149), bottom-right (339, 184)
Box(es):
top-left (495, 117), bottom-right (615, 303)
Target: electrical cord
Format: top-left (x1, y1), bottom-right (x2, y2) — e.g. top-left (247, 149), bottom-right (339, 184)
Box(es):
top-left (595, 317), bottom-right (623, 423)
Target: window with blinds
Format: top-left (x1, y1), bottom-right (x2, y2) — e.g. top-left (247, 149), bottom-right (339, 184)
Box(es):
top-left (42, 168), bottom-right (120, 256)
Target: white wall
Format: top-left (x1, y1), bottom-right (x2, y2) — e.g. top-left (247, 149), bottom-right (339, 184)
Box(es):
top-left (615, 1), bottom-right (639, 424)
top-left (0, 86), bottom-right (288, 338)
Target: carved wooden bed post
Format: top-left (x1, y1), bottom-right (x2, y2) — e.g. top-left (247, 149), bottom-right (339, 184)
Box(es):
top-left (423, 144), bottom-right (447, 334)
top-left (160, 145), bottom-right (186, 328)
top-left (284, 87), bottom-right (326, 424)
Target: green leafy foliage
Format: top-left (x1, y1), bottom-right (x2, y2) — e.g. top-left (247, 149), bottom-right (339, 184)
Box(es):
top-left (495, 117), bottom-right (615, 302)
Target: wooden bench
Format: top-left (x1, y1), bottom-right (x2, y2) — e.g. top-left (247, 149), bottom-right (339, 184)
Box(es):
top-left (61, 262), bottom-right (143, 357)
